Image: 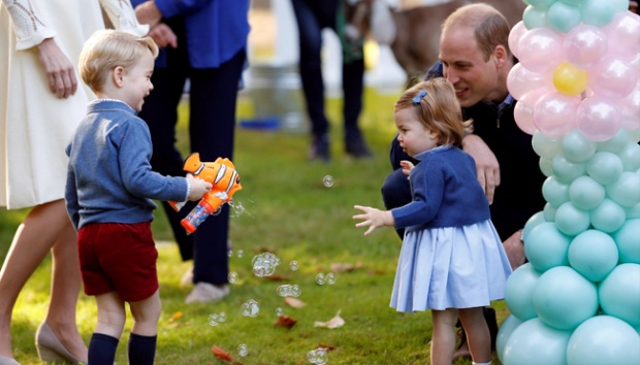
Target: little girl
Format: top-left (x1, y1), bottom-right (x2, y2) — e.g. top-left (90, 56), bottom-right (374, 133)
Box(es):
top-left (353, 78), bottom-right (512, 365)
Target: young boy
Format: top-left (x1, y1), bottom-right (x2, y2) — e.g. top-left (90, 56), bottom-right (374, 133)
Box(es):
top-left (65, 30), bottom-right (212, 365)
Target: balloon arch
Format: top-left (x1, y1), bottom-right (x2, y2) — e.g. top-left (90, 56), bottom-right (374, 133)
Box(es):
top-left (496, 1), bottom-right (640, 364)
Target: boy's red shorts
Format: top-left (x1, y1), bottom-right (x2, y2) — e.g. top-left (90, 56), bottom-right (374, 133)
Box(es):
top-left (77, 221), bottom-right (158, 302)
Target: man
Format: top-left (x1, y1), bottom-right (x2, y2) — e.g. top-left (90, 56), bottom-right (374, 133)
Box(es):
top-left (381, 3), bottom-right (546, 359)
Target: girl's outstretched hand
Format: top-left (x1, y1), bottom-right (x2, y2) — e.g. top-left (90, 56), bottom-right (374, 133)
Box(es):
top-left (353, 205), bottom-right (394, 236)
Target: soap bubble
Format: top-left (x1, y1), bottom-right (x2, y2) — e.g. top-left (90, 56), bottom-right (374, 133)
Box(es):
top-left (289, 260), bottom-right (299, 271)
top-left (323, 175), bottom-right (334, 188)
top-left (326, 272), bottom-right (336, 285)
top-left (316, 273), bottom-right (326, 285)
top-left (228, 272), bottom-right (239, 284)
top-left (241, 299), bottom-right (260, 317)
top-left (237, 344), bottom-right (248, 357)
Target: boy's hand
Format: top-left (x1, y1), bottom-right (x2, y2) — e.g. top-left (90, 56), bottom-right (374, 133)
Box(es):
top-left (186, 173), bottom-right (212, 201)
top-left (353, 205), bottom-right (394, 236)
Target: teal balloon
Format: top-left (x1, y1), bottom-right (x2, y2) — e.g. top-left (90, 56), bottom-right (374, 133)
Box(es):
top-left (612, 219), bottom-right (640, 264)
top-left (555, 201), bottom-right (590, 236)
top-left (505, 263), bottom-right (542, 321)
top-left (581, 0), bottom-right (627, 27)
top-left (586, 151), bottom-right (623, 186)
top-left (533, 131), bottom-right (562, 158)
top-left (546, 1), bottom-right (581, 33)
top-left (503, 318), bottom-right (571, 365)
top-left (543, 203), bottom-right (557, 221)
top-left (542, 176), bottom-right (570, 208)
top-left (606, 172), bottom-right (640, 207)
top-left (625, 203), bottom-right (640, 219)
top-left (567, 315), bottom-right (640, 365)
top-left (580, 0), bottom-right (612, 25)
top-left (568, 230), bottom-right (618, 282)
top-left (568, 176), bottom-right (605, 210)
top-left (619, 142), bottom-right (640, 172)
top-left (525, 222), bottom-right (571, 272)
top-left (628, 128), bottom-right (640, 144)
top-left (528, 0), bottom-right (557, 10)
top-left (597, 128), bottom-right (628, 153)
top-left (540, 157), bottom-right (553, 177)
top-left (560, 0), bottom-right (587, 5)
top-left (523, 211), bottom-right (547, 242)
top-left (599, 263), bottom-right (640, 326)
top-left (562, 129), bottom-right (596, 163)
top-left (532, 266), bottom-right (599, 330)
top-left (590, 198), bottom-right (626, 233)
top-left (523, 5), bottom-right (547, 29)
top-left (552, 155), bottom-right (586, 183)
top-left (497, 314), bottom-right (523, 364)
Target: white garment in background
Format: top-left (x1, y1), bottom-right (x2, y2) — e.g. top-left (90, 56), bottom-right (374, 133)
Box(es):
top-left (0, 0), bottom-right (147, 209)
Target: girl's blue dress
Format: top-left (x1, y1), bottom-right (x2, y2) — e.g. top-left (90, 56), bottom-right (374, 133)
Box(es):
top-left (389, 146), bottom-right (512, 312)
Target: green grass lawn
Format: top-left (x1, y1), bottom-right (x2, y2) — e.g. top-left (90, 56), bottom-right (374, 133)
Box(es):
top-left (0, 88), bottom-right (508, 364)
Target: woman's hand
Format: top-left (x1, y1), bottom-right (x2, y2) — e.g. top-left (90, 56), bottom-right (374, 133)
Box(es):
top-left (148, 23), bottom-right (178, 49)
top-left (36, 38), bottom-right (77, 99)
top-left (135, 0), bottom-right (162, 28)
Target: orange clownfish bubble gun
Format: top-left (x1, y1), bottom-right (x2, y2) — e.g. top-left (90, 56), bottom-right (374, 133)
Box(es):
top-left (168, 153), bottom-right (242, 234)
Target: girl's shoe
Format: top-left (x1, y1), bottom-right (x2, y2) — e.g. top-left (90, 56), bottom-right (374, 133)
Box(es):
top-left (35, 322), bottom-right (86, 364)
top-left (0, 355), bottom-right (20, 365)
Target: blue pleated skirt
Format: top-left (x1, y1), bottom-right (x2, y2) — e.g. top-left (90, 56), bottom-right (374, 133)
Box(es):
top-left (390, 219), bottom-right (512, 312)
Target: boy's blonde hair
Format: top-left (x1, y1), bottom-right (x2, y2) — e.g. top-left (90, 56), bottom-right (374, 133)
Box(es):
top-left (79, 29), bottom-right (158, 93)
top-left (395, 78), bottom-right (472, 146)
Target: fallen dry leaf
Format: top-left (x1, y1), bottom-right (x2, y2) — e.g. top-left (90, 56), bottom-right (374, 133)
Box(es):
top-left (169, 311), bottom-right (183, 322)
top-left (330, 262), bottom-right (363, 273)
top-left (284, 297), bottom-right (306, 308)
top-left (265, 275), bottom-right (288, 281)
top-left (314, 310), bottom-right (345, 329)
top-left (211, 345), bottom-right (243, 364)
top-left (253, 246), bottom-right (277, 254)
top-left (273, 315), bottom-right (297, 329)
top-left (317, 344), bottom-right (334, 351)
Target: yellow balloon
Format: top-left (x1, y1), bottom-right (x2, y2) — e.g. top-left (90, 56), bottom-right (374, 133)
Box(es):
top-left (553, 62), bottom-right (588, 96)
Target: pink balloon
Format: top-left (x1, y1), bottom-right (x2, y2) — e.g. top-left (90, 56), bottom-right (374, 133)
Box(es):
top-left (517, 27), bottom-right (564, 73)
top-left (576, 96), bottom-right (621, 142)
top-left (507, 63), bottom-right (552, 100)
top-left (603, 12), bottom-right (640, 60)
top-left (514, 89), bottom-right (547, 135)
top-left (589, 56), bottom-right (638, 98)
top-left (620, 85), bottom-right (640, 130)
top-left (563, 24), bottom-right (608, 69)
top-left (509, 21), bottom-right (528, 59)
top-left (534, 91), bottom-right (579, 136)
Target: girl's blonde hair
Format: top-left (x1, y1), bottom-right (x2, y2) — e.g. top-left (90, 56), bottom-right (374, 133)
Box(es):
top-left (395, 78), bottom-right (472, 146)
top-left (79, 29), bottom-right (159, 93)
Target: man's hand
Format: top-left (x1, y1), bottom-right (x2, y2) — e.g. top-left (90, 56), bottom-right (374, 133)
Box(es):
top-left (462, 134), bottom-right (500, 204)
top-left (135, 0), bottom-right (162, 28)
top-left (503, 230), bottom-right (526, 270)
top-left (149, 23), bottom-right (178, 49)
top-left (36, 38), bottom-right (77, 99)
top-left (353, 205), bottom-right (394, 235)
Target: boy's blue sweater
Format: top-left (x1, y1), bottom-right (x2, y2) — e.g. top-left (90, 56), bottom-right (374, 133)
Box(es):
top-left (65, 100), bottom-right (189, 231)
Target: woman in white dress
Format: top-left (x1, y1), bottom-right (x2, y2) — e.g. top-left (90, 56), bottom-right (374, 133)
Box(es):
top-left (0, 1), bottom-right (146, 363)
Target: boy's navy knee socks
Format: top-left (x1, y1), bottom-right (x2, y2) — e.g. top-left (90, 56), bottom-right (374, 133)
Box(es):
top-left (88, 333), bottom-right (119, 365)
top-left (128, 333), bottom-right (157, 365)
